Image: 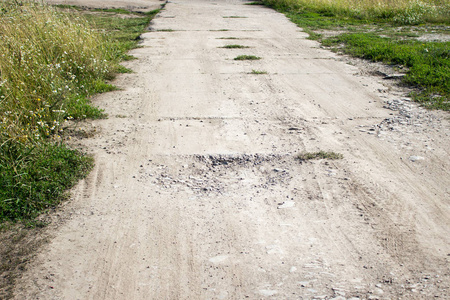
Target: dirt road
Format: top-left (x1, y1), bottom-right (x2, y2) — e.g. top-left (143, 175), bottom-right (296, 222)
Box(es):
top-left (14, 0), bottom-right (450, 299)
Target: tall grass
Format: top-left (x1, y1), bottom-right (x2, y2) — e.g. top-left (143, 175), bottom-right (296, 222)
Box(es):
top-left (263, 0), bottom-right (450, 24)
top-left (0, 1), bottom-right (119, 221)
top-left (0, 1), bottom-right (112, 146)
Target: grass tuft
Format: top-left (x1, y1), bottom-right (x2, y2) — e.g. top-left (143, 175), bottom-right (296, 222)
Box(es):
top-left (250, 69), bottom-right (268, 74)
top-left (221, 44), bottom-right (250, 48)
top-left (234, 55), bottom-right (262, 60)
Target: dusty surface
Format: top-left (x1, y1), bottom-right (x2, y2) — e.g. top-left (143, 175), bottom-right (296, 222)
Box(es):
top-left (44, 0), bottom-right (164, 12)
top-left (13, 0), bottom-right (450, 299)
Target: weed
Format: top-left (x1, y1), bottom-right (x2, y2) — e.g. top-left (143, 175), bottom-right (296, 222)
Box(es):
top-left (217, 37), bottom-right (240, 39)
top-left (221, 44), bottom-right (250, 48)
top-left (223, 16), bottom-right (247, 18)
top-left (297, 151), bottom-right (343, 161)
top-left (116, 65), bottom-right (134, 74)
top-left (250, 69), bottom-right (268, 74)
top-left (234, 55), bottom-right (262, 60)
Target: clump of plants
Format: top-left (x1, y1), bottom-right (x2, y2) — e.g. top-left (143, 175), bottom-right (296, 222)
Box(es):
top-left (221, 44), bottom-right (249, 48)
top-left (250, 69), bottom-right (268, 74)
top-left (234, 55), bottom-right (262, 60)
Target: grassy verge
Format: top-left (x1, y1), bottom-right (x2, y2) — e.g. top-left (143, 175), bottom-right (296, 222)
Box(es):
top-left (260, 0), bottom-right (450, 110)
top-left (0, 1), bottom-right (160, 297)
top-left (0, 1), bottom-right (159, 223)
top-left (0, 1), bottom-right (107, 222)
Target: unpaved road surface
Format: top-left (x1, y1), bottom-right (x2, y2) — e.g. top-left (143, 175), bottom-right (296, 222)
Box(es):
top-left (14, 0), bottom-right (450, 299)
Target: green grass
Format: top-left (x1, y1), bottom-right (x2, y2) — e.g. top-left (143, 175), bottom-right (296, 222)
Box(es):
top-left (234, 55), bottom-right (262, 60)
top-left (0, 1), bottom-right (159, 222)
top-left (0, 143), bottom-right (93, 220)
top-left (245, 1), bottom-right (264, 5)
top-left (83, 9), bottom-right (160, 61)
top-left (221, 44), bottom-right (250, 48)
top-left (297, 151), bottom-right (344, 161)
top-left (250, 69), bottom-right (268, 74)
top-left (260, 0), bottom-right (450, 110)
top-left (261, 0), bottom-right (449, 23)
top-left (322, 34), bottom-right (449, 110)
top-left (92, 8), bottom-right (133, 14)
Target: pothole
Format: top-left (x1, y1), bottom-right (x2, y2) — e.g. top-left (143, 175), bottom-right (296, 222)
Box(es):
top-left (138, 154), bottom-right (294, 195)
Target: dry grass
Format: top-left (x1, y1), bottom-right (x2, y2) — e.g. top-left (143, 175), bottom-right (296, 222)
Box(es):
top-left (263, 0), bottom-right (450, 23)
top-left (0, 1), bottom-right (112, 146)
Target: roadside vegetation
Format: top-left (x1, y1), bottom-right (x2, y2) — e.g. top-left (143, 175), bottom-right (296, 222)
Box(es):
top-left (260, 0), bottom-right (450, 110)
top-left (0, 1), bottom-right (159, 223)
top-left (0, 1), bottom-right (160, 296)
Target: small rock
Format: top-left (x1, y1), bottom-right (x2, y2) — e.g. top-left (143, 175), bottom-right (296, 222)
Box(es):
top-left (409, 155), bottom-right (425, 162)
top-left (277, 200), bottom-right (295, 209)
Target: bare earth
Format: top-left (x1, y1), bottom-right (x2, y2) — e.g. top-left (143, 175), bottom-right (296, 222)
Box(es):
top-left (14, 0), bottom-right (450, 299)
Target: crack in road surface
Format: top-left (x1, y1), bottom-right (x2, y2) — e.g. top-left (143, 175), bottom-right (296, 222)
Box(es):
top-left (14, 0), bottom-right (450, 299)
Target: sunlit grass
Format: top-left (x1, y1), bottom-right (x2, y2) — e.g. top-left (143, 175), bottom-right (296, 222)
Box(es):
top-left (0, 1), bottom-right (112, 145)
top-left (262, 0), bottom-right (450, 24)
top-left (0, 1), bottom-right (158, 221)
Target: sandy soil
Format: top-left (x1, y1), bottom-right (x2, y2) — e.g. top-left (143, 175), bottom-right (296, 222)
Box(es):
top-left (13, 0), bottom-right (450, 299)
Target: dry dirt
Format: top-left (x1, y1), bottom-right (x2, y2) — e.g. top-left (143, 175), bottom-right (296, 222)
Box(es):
top-left (12, 0), bottom-right (450, 299)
